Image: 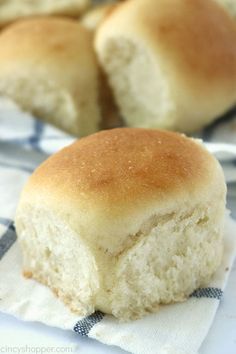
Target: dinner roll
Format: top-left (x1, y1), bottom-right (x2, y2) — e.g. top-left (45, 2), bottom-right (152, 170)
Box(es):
top-left (81, 2), bottom-right (117, 31)
top-left (95, 0), bottom-right (236, 133)
top-left (214, 0), bottom-right (236, 19)
top-left (0, 0), bottom-right (90, 27)
top-left (0, 17), bottom-right (100, 137)
top-left (15, 128), bottom-right (226, 321)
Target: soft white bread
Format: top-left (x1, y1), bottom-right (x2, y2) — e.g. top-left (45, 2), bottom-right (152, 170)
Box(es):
top-left (15, 128), bottom-right (226, 320)
top-left (214, 0), bottom-right (236, 19)
top-left (0, 17), bottom-right (100, 137)
top-left (81, 2), bottom-right (117, 31)
top-left (0, 0), bottom-right (90, 27)
top-left (95, 0), bottom-right (236, 133)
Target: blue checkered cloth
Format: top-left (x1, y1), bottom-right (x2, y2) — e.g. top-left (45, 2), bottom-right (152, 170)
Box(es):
top-left (0, 96), bottom-right (236, 354)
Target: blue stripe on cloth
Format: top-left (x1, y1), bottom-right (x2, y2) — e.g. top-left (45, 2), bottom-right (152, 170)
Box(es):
top-left (0, 219), bottom-right (16, 261)
top-left (0, 217), bottom-right (13, 227)
top-left (72, 287), bottom-right (223, 337)
top-left (190, 287), bottom-right (223, 300)
top-left (73, 287), bottom-right (223, 337)
top-left (3, 137), bottom-right (31, 145)
top-left (0, 161), bottom-right (33, 173)
top-left (5, 135), bottom-right (72, 145)
top-left (201, 105), bottom-right (236, 141)
top-left (28, 120), bottom-right (44, 152)
top-left (73, 311), bottom-right (105, 337)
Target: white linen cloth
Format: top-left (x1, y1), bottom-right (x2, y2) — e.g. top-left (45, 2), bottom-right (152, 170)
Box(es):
top-left (0, 97), bottom-right (236, 354)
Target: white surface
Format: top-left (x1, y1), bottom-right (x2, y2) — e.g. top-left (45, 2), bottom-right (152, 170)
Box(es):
top-left (0, 259), bottom-right (235, 354)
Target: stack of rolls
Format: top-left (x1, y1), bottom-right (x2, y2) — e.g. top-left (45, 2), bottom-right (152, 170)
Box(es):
top-left (0, 0), bottom-right (235, 135)
top-left (11, 0), bottom-right (231, 323)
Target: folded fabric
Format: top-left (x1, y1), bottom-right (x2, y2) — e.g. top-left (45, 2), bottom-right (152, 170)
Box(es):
top-left (0, 97), bottom-right (236, 354)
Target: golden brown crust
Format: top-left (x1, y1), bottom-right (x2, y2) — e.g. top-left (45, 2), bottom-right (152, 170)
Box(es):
top-left (0, 16), bottom-right (93, 68)
top-left (140, 0), bottom-right (236, 90)
top-left (23, 128), bottom-right (219, 209)
top-left (95, 0), bottom-right (236, 124)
